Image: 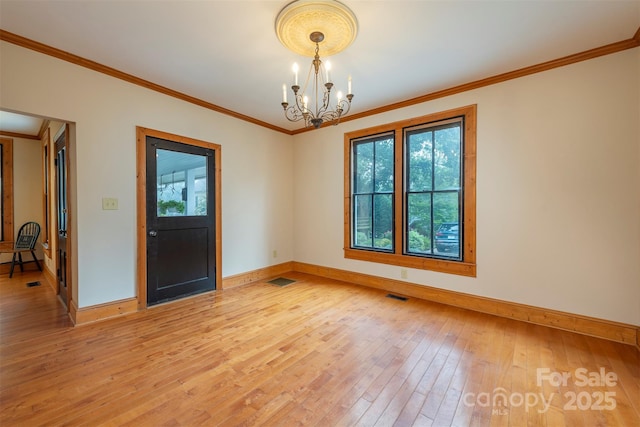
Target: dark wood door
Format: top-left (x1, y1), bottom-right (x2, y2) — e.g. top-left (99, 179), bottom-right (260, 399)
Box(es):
top-left (146, 136), bottom-right (216, 305)
top-left (55, 126), bottom-right (68, 307)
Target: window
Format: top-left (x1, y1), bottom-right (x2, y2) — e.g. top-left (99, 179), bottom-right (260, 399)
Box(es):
top-left (352, 133), bottom-right (394, 251)
top-left (0, 137), bottom-right (14, 251)
top-left (156, 149), bottom-right (208, 217)
top-left (344, 105), bottom-right (476, 277)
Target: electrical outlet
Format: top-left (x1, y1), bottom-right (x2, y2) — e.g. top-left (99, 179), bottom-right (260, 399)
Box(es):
top-left (400, 269), bottom-right (408, 279)
top-left (272, 250), bottom-right (278, 258)
top-left (102, 197), bottom-right (118, 210)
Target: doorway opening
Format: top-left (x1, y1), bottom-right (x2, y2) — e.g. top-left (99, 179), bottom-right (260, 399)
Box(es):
top-left (0, 110), bottom-right (75, 314)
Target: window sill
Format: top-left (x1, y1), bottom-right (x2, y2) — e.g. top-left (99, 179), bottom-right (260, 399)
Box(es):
top-left (344, 247), bottom-right (476, 277)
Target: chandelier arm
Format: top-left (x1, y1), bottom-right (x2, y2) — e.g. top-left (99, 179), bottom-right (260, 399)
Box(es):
top-left (282, 103), bottom-right (305, 123)
top-left (293, 92), bottom-right (305, 116)
top-left (318, 96), bottom-right (353, 126)
top-left (318, 83), bottom-right (333, 116)
top-left (288, 86), bottom-right (310, 127)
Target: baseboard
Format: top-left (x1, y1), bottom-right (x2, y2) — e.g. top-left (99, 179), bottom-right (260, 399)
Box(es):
top-left (43, 266), bottom-right (57, 292)
top-left (69, 299), bottom-right (78, 325)
top-left (71, 297), bottom-right (138, 326)
top-left (292, 261), bottom-right (639, 347)
top-left (221, 261), bottom-right (294, 289)
top-left (68, 262), bottom-right (294, 325)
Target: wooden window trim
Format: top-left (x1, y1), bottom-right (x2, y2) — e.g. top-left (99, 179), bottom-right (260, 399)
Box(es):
top-left (0, 137), bottom-right (14, 251)
top-left (344, 105), bottom-right (476, 277)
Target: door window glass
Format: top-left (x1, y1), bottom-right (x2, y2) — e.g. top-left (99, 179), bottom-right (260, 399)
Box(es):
top-left (156, 149), bottom-right (207, 217)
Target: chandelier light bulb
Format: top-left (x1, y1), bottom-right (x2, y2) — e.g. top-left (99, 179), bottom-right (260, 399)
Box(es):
top-left (293, 63), bottom-right (299, 85)
top-left (325, 61), bottom-right (331, 83)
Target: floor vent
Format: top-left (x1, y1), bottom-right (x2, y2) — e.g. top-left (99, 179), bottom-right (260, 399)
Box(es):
top-left (268, 277), bottom-right (296, 287)
top-left (386, 293), bottom-right (408, 301)
top-left (26, 281), bottom-right (41, 287)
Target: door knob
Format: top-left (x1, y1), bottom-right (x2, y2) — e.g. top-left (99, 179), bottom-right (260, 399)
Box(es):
top-left (148, 230), bottom-right (157, 237)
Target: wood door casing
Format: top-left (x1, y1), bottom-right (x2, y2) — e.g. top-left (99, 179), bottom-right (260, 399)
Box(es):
top-left (54, 125), bottom-right (70, 308)
top-left (136, 127), bottom-right (222, 309)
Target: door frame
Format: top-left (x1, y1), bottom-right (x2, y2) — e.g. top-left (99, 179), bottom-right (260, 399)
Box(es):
top-left (51, 123), bottom-right (73, 312)
top-left (136, 127), bottom-right (222, 309)
top-left (53, 122), bottom-right (73, 312)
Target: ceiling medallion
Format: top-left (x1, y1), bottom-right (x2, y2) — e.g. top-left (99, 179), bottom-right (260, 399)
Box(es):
top-left (275, 0), bottom-right (358, 57)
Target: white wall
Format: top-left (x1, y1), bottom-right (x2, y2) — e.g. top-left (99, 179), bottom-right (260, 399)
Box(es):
top-left (293, 48), bottom-right (640, 326)
top-left (0, 41), bottom-right (294, 308)
top-left (0, 136), bottom-right (43, 263)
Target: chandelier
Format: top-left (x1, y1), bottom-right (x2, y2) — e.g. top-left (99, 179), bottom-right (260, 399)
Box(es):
top-left (281, 31), bottom-right (353, 129)
top-left (275, 0), bottom-right (358, 129)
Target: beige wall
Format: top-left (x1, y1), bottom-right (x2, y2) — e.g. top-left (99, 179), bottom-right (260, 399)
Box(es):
top-left (0, 41), bottom-right (294, 308)
top-left (1, 39), bottom-right (638, 326)
top-left (293, 48), bottom-right (640, 326)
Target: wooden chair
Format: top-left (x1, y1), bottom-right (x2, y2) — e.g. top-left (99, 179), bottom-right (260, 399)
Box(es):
top-left (5, 222), bottom-right (42, 278)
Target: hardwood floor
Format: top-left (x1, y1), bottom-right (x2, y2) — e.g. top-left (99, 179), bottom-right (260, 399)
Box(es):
top-left (1, 271), bottom-right (638, 426)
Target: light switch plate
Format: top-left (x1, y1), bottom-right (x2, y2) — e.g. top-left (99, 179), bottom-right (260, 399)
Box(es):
top-left (102, 197), bottom-right (118, 210)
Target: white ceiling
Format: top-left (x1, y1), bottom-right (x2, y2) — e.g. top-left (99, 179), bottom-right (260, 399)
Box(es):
top-left (0, 0), bottom-right (638, 134)
top-left (0, 110), bottom-right (44, 138)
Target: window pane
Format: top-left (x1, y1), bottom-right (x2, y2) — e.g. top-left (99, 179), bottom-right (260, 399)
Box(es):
top-left (407, 193), bottom-right (432, 254)
top-left (352, 135), bottom-right (394, 251)
top-left (433, 192), bottom-right (460, 258)
top-left (373, 194), bottom-right (393, 250)
top-left (157, 149), bottom-right (207, 217)
top-left (354, 194), bottom-right (372, 247)
top-left (408, 131), bottom-right (432, 192)
top-left (374, 138), bottom-right (394, 192)
top-left (434, 125), bottom-right (461, 190)
top-left (354, 142), bottom-right (373, 193)
top-left (405, 121), bottom-right (463, 259)
top-left (57, 148), bottom-right (66, 231)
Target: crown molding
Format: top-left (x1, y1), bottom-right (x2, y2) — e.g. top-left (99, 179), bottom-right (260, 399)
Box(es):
top-left (0, 130), bottom-right (40, 140)
top-left (2, 28), bottom-right (638, 137)
top-left (292, 34), bottom-right (640, 134)
top-left (0, 29), bottom-right (292, 135)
